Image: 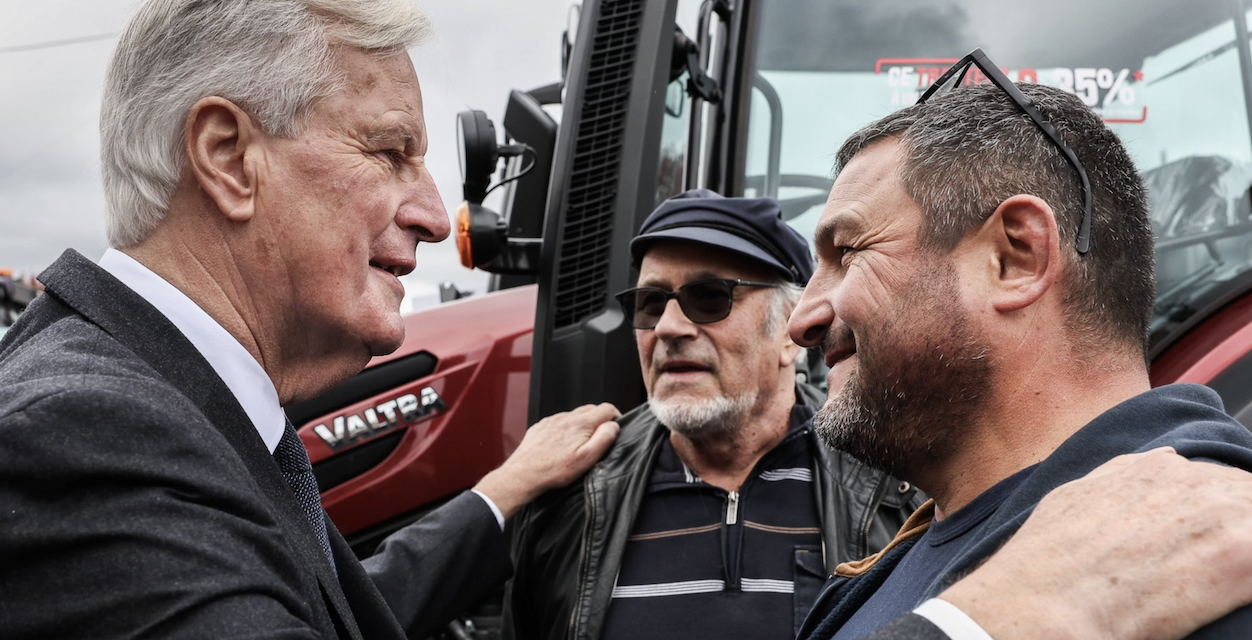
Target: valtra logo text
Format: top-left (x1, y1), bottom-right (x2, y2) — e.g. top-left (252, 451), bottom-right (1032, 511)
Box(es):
top-left (313, 387), bottom-right (446, 450)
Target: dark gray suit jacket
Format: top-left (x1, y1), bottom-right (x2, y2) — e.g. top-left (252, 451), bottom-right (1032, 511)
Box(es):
top-left (0, 250), bottom-right (510, 639)
top-left (867, 615), bottom-right (949, 640)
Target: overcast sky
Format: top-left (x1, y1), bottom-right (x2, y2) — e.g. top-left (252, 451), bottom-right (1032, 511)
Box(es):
top-left (0, 0), bottom-right (573, 296)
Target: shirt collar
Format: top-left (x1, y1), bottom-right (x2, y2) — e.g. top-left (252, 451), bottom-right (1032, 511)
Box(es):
top-left (98, 248), bottom-right (285, 453)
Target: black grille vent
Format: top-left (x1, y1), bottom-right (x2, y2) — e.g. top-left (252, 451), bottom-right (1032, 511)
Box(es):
top-left (554, 0), bottom-right (643, 329)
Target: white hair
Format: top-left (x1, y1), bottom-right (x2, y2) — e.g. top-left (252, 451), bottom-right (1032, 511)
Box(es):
top-left (649, 390), bottom-right (760, 439)
top-left (764, 280), bottom-right (804, 336)
top-left (100, 0), bottom-right (432, 248)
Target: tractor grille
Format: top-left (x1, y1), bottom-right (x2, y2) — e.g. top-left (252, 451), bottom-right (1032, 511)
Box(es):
top-left (553, 0), bottom-right (643, 329)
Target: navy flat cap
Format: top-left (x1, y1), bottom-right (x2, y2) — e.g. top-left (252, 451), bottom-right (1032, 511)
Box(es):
top-left (630, 189), bottom-right (815, 284)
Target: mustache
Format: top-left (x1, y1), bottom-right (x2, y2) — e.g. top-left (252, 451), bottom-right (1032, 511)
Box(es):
top-left (822, 323), bottom-right (856, 358)
top-left (652, 342), bottom-right (716, 370)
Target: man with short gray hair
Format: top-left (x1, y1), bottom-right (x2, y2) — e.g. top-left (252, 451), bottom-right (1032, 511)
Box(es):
top-left (0, 1), bottom-right (617, 638)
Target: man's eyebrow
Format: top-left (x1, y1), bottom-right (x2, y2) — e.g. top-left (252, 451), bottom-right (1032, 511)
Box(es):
top-left (365, 128), bottom-right (417, 150)
top-left (814, 212), bottom-right (865, 247)
top-left (637, 269), bottom-right (722, 288)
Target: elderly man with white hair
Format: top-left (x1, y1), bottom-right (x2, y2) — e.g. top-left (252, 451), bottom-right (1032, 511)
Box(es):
top-left (0, 1), bottom-right (619, 638)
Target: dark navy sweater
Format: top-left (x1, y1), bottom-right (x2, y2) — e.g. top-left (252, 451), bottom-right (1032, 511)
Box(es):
top-left (800, 383), bottom-right (1252, 640)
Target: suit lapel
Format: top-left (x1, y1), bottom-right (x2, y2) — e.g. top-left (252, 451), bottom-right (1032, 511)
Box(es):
top-left (39, 250), bottom-right (368, 639)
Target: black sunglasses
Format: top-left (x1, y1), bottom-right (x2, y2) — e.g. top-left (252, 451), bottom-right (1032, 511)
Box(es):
top-left (615, 278), bottom-right (780, 330)
top-left (917, 48), bottom-right (1093, 254)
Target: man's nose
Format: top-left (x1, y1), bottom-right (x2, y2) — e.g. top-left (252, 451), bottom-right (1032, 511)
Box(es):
top-left (787, 290), bottom-right (831, 348)
top-left (653, 298), bottom-right (698, 338)
top-left (400, 168), bottom-right (451, 243)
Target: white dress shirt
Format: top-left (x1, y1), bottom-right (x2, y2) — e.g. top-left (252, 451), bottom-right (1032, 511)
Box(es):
top-left (97, 249), bottom-right (506, 529)
top-left (915, 598), bottom-right (996, 640)
top-left (99, 249), bottom-right (285, 453)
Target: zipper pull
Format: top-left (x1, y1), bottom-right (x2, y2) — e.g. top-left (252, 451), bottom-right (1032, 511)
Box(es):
top-left (726, 490), bottom-right (740, 525)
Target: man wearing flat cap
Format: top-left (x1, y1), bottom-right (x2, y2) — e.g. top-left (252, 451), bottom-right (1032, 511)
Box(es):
top-left (505, 190), bottom-right (921, 640)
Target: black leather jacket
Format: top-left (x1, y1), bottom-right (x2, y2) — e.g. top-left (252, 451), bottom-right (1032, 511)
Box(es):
top-left (506, 383), bottom-right (923, 640)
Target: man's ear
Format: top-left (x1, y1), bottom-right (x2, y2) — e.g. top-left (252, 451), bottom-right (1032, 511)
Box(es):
top-left (980, 194), bottom-right (1062, 313)
top-left (184, 97), bottom-right (261, 222)
top-left (779, 333), bottom-right (803, 368)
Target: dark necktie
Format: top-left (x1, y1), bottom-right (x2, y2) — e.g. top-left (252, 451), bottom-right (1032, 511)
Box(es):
top-left (274, 418), bottom-right (337, 574)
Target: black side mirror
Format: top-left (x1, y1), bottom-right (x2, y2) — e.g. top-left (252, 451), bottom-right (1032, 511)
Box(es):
top-left (457, 110), bottom-right (499, 205)
top-left (454, 109), bottom-right (540, 275)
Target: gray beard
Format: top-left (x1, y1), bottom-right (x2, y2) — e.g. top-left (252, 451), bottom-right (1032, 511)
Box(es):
top-left (649, 390), bottom-right (759, 439)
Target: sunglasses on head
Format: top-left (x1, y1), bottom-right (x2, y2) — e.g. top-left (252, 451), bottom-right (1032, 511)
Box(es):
top-left (917, 47), bottom-right (1093, 255)
top-left (614, 278), bottom-right (780, 330)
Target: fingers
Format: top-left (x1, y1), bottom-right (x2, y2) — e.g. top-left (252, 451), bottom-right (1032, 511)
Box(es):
top-left (473, 403), bottom-right (623, 519)
top-left (1080, 446), bottom-right (1176, 481)
top-left (566, 402), bottom-right (622, 427)
top-left (577, 420), bottom-right (621, 459)
top-left (529, 402), bottom-right (621, 434)
top-left (1192, 458), bottom-right (1252, 485)
top-left (512, 403), bottom-right (621, 487)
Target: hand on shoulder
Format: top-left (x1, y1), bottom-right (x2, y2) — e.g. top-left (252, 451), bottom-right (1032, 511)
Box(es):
top-left (473, 402), bottom-right (621, 519)
top-left (942, 448), bottom-right (1252, 640)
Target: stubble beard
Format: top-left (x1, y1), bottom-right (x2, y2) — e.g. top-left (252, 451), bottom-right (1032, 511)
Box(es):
top-left (813, 263), bottom-right (993, 481)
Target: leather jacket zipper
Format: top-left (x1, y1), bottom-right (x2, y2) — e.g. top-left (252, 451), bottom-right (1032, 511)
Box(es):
top-left (724, 489), bottom-right (744, 589)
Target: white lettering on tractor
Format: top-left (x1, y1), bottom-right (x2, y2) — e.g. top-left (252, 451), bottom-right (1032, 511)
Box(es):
top-left (311, 387), bottom-right (447, 450)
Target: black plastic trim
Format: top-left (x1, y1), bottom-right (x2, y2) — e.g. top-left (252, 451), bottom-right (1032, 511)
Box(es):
top-left (284, 351), bottom-right (439, 428)
top-left (312, 429), bottom-right (405, 493)
top-left (722, 0), bottom-right (759, 197)
top-left (528, 0), bottom-right (668, 424)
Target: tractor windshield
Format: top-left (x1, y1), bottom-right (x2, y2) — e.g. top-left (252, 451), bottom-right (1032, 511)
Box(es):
top-left (742, 0), bottom-right (1252, 352)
